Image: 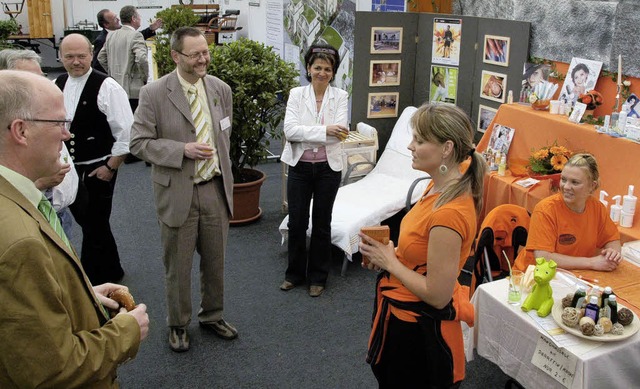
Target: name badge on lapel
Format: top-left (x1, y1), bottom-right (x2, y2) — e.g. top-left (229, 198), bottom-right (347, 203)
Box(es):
top-left (220, 116), bottom-right (231, 132)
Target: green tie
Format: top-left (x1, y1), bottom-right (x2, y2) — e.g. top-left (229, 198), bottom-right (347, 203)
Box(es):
top-left (188, 85), bottom-right (219, 182)
top-left (38, 195), bottom-right (71, 250)
top-left (38, 196), bottom-right (110, 320)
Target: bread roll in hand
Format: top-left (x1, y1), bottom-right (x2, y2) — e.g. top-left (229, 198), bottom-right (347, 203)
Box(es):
top-left (108, 288), bottom-right (136, 312)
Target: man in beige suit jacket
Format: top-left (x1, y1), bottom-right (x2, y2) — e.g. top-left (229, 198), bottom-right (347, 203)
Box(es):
top-left (0, 70), bottom-right (148, 388)
top-left (130, 27), bottom-right (237, 353)
top-left (98, 5), bottom-right (148, 112)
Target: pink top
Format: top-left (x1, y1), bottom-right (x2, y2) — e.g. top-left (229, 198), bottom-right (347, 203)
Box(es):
top-left (300, 146), bottom-right (328, 162)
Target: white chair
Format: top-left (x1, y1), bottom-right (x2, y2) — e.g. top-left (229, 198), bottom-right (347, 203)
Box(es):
top-left (279, 106), bottom-right (431, 275)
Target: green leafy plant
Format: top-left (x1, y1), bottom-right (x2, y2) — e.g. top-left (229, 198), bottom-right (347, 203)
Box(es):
top-left (0, 19), bottom-right (18, 48)
top-left (155, 6), bottom-right (200, 35)
top-left (153, 6), bottom-right (200, 77)
top-left (209, 38), bottom-right (299, 182)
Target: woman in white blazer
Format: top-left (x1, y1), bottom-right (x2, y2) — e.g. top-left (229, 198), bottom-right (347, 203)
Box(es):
top-left (280, 44), bottom-right (349, 297)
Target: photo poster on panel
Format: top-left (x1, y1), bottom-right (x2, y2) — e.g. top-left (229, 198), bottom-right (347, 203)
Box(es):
top-left (371, 0), bottom-right (406, 12)
top-left (558, 57), bottom-right (603, 104)
top-left (432, 18), bottom-right (461, 66)
top-left (429, 65), bottom-right (458, 104)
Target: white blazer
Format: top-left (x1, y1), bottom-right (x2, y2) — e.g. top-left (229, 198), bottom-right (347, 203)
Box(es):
top-left (281, 84), bottom-right (349, 172)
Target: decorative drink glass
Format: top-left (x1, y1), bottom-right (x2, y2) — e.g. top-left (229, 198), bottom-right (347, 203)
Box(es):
top-left (508, 270), bottom-right (524, 305)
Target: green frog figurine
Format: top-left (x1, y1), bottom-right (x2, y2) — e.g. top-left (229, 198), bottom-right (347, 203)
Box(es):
top-left (521, 257), bottom-right (557, 317)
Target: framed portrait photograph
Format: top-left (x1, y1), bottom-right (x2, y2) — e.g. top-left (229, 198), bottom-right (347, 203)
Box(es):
top-left (483, 35), bottom-right (510, 67)
top-left (367, 92), bottom-right (399, 118)
top-left (477, 105), bottom-right (498, 133)
top-left (480, 70), bottom-right (507, 103)
top-left (558, 57), bottom-right (603, 105)
top-left (369, 60), bottom-right (401, 86)
top-left (370, 27), bottom-right (403, 54)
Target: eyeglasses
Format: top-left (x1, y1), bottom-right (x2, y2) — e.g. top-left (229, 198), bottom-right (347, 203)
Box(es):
top-left (24, 119), bottom-right (72, 131)
top-left (176, 50), bottom-right (210, 61)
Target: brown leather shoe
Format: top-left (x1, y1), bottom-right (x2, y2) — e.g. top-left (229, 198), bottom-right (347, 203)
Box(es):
top-left (309, 285), bottom-right (325, 297)
top-left (199, 319), bottom-right (238, 340)
top-left (169, 327), bottom-right (190, 352)
top-left (279, 280), bottom-right (296, 291)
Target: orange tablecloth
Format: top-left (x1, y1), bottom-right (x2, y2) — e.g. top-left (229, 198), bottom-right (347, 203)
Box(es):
top-left (477, 103), bottom-right (640, 243)
top-left (572, 261), bottom-right (640, 314)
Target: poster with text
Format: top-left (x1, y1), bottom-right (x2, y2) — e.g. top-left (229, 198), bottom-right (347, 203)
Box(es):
top-left (432, 18), bottom-right (461, 66)
top-left (429, 65), bottom-right (458, 104)
top-left (265, 0), bottom-right (284, 56)
top-left (371, 0), bottom-right (405, 12)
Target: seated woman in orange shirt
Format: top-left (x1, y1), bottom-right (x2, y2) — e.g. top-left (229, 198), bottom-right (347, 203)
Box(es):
top-left (514, 153), bottom-right (621, 272)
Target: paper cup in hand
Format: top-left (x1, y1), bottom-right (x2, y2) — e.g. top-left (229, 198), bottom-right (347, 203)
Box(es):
top-left (360, 225), bottom-right (390, 265)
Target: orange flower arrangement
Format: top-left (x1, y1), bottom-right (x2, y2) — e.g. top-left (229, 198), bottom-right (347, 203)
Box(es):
top-left (528, 142), bottom-right (573, 175)
top-left (578, 90), bottom-right (604, 110)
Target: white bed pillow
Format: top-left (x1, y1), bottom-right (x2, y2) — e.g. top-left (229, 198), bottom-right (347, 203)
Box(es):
top-left (384, 106), bottom-right (417, 156)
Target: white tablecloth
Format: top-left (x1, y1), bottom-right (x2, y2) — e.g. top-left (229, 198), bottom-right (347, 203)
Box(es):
top-left (465, 278), bottom-right (640, 388)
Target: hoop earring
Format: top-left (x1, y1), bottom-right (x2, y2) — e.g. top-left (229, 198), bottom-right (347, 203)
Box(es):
top-left (306, 72), bottom-right (311, 78)
top-left (439, 164), bottom-right (448, 175)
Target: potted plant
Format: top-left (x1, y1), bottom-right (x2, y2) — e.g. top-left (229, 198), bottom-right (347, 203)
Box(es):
top-left (208, 38), bottom-right (299, 223)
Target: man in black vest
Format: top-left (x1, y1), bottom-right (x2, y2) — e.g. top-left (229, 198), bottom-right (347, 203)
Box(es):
top-left (56, 33), bottom-right (134, 284)
top-left (92, 9), bottom-right (162, 74)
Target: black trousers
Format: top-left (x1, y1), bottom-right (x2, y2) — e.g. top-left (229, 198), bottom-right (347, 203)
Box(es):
top-left (70, 160), bottom-right (123, 284)
top-left (285, 161), bottom-right (341, 286)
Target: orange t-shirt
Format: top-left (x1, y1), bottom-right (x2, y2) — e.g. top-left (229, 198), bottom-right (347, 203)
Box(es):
top-left (380, 190), bottom-right (477, 319)
top-left (514, 193), bottom-right (620, 271)
top-left (369, 189), bottom-right (477, 383)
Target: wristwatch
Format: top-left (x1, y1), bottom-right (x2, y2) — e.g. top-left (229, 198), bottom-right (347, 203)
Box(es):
top-left (104, 161), bottom-right (117, 173)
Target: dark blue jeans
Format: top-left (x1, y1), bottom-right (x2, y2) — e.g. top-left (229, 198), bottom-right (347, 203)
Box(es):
top-left (286, 161), bottom-right (341, 286)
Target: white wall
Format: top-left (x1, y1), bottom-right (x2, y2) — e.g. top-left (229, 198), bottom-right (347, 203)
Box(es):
top-left (6, 0), bottom-right (255, 68)
top-left (7, 0), bottom-right (373, 68)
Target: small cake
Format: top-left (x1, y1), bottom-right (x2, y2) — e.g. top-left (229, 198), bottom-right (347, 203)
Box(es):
top-left (593, 324), bottom-right (605, 336)
top-left (598, 317), bottom-right (613, 333)
top-left (561, 294), bottom-right (574, 309)
top-left (617, 308), bottom-right (634, 326)
top-left (561, 307), bottom-right (580, 327)
top-left (611, 322), bottom-right (625, 335)
top-left (579, 316), bottom-right (595, 336)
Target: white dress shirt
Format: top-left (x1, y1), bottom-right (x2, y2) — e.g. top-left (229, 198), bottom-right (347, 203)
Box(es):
top-left (49, 143), bottom-right (78, 211)
top-left (59, 68), bottom-right (133, 165)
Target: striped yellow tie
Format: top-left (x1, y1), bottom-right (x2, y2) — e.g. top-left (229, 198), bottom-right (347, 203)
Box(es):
top-left (188, 85), bottom-right (219, 182)
top-left (38, 195), bottom-right (71, 250)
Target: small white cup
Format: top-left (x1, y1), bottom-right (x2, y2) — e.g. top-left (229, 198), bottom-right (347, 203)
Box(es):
top-left (549, 100), bottom-right (560, 115)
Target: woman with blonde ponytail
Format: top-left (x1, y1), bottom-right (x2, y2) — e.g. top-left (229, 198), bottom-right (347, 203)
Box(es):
top-left (359, 103), bottom-right (487, 388)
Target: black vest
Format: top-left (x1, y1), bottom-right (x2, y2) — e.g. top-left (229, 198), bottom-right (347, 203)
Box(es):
top-left (55, 71), bottom-right (114, 163)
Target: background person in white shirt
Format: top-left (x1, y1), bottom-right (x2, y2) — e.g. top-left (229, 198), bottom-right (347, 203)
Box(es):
top-left (55, 34), bottom-right (133, 284)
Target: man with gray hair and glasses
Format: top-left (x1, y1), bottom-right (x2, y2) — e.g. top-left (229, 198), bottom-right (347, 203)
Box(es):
top-left (0, 69), bottom-right (149, 388)
top-left (0, 49), bottom-right (78, 236)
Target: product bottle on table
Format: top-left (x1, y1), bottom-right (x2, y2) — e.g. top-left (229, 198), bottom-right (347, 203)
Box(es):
top-left (601, 286), bottom-right (613, 308)
top-left (608, 295), bottom-right (619, 324)
top-left (571, 285), bottom-right (587, 308)
top-left (584, 295), bottom-right (600, 322)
